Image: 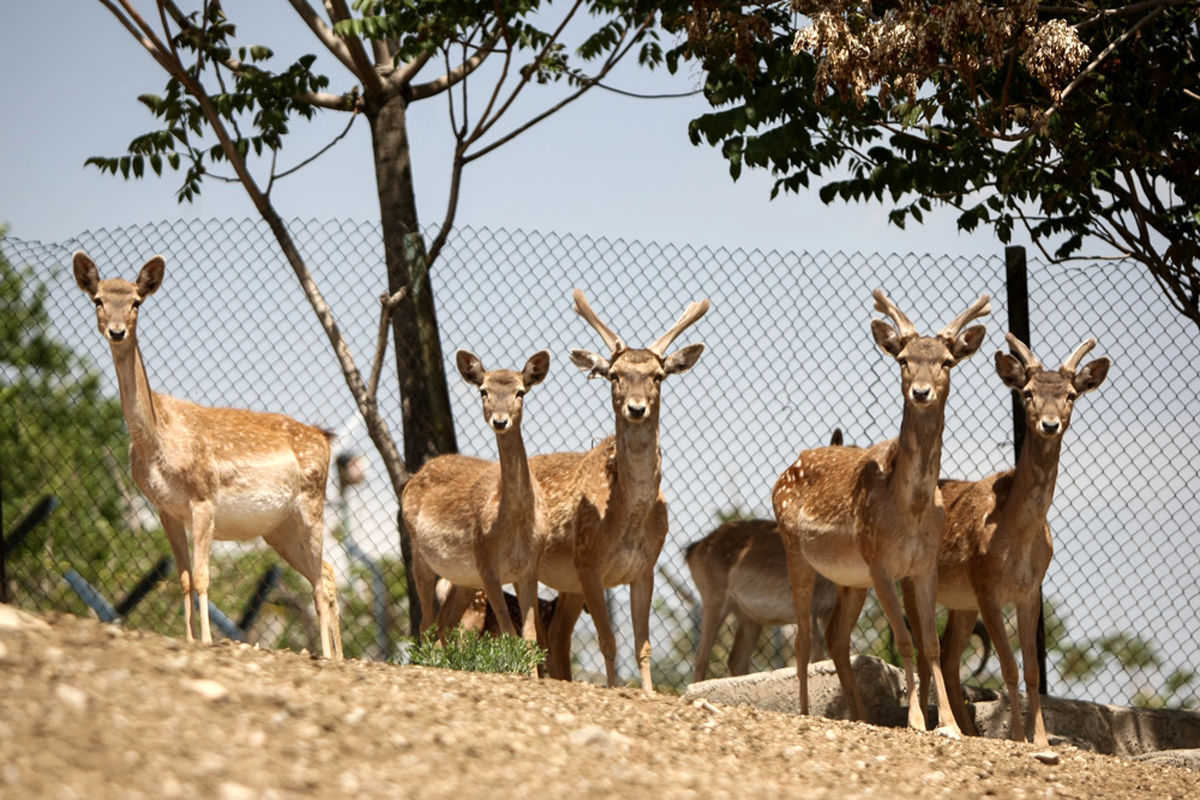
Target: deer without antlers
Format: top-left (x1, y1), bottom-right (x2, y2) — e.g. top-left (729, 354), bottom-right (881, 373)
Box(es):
top-left (772, 289), bottom-right (990, 734)
top-left (73, 252), bottom-right (340, 658)
top-left (686, 518), bottom-right (838, 682)
top-left (404, 349), bottom-right (551, 648)
top-left (531, 290), bottom-right (709, 692)
top-left (918, 334), bottom-right (1110, 746)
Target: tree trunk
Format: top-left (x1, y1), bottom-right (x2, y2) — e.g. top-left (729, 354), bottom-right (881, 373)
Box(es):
top-left (367, 90), bottom-right (459, 634)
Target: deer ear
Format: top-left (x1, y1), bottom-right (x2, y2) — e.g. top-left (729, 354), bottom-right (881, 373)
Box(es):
top-left (1073, 357), bottom-right (1110, 395)
top-left (871, 319), bottom-right (904, 358)
top-left (569, 349), bottom-right (610, 379)
top-left (73, 251), bottom-right (100, 296)
top-left (456, 350), bottom-right (486, 386)
top-left (664, 343), bottom-right (705, 376)
top-left (523, 350), bottom-right (551, 388)
top-left (950, 324), bottom-right (987, 364)
top-left (137, 255), bottom-right (165, 297)
top-left (994, 351), bottom-right (1027, 390)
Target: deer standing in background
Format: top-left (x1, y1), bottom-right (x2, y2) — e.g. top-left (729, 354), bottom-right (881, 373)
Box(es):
top-left (404, 350), bottom-right (551, 646)
top-left (919, 334), bottom-right (1109, 746)
top-left (73, 252), bottom-right (340, 658)
top-left (686, 518), bottom-right (838, 682)
top-left (773, 289), bottom-right (990, 734)
top-left (687, 430), bottom-right (846, 683)
top-left (531, 290), bottom-right (709, 692)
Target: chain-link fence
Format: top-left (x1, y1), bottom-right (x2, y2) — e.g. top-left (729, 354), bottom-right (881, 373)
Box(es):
top-left (3, 218), bottom-right (1196, 707)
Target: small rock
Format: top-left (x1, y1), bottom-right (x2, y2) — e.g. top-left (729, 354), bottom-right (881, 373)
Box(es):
top-left (55, 684), bottom-right (89, 711)
top-left (344, 707), bottom-right (367, 726)
top-left (218, 781), bottom-right (256, 800)
top-left (1032, 751), bottom-right (1060, 765)
top-left (569, 724), bottom-right (614, 748)
top-left (183, 678), bottom-right (229, 701)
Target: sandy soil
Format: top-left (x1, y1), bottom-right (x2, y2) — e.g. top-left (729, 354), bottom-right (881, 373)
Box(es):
top-left (1, 606), bottom-right (1195, 799)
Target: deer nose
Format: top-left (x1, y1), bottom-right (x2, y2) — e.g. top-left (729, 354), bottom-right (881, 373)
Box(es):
top-left (626, 402), bottom-right (647, 420)
top-left (910, 384), bottom-right (932, 403)
top-left (491, 416), bottom-right (510, 432)
top-left (107, 328), bottom-right (126, 342)
top-left (1040, 419), bottom-right (1061, 435)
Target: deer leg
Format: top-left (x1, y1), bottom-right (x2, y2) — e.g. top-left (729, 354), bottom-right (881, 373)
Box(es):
top-left (941, 609), bottom-right (979, 736)
top-left (476, 560), bottom-right (520, 639)
top-left (828, 585), bottom-right (869, 721)
top-left (728, 617), bottom-right (761, 677)
top-left (870, 564), bottom-right (925, 730)
top-left (190, 501), bottom-right (216, 645)
top-left (514, 572), bottom-right (542, 646)
top-left (977, 595), bottom-right (1024, 742)
top-left (692, 590), bottom-right (729, 683)
top-left (908, 570), bottom-right (961, 736)
top-left (160, 512), bottom-right (194, 643)
top-left (547, 591), bottom-right (585, 680)
top-left (266, 514), bottom-right (334, 659)
top-left (296, 497), bottom-right (335, 659)
top-left (902, 578), bottom-right (933, 718)
top-left (434, 584), bottom-right (478, 632)
top-left (630, 571), bottom-right (656, 693)
top-left (1016, 592), bottom-right (1049, 747)
top-left (321, 561), bottom-right (343, 660)
top-left (412, 553), bottom-right (439, 637)
top-left (781, 542), bottom-right (819, 715)
top-left (580, 572), bottom-right (619, 688)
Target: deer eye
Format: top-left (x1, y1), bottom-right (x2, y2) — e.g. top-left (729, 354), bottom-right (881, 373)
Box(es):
top-left (1067, 390), bottom-right (1078, 401)
top-left (941, 359), bottom-right (954, 369)
top-left (479, 389), bottom-right (488, 399)
top-left (897, 357), bottom-right (908, 367)
top-left (93, 298), bottom-right (103, 308)
top-left (515, 389), bottom-right (526, 398)
top-left (131, 300), bottom-right (141, 310)
top-left (1023, 389), bottom-right (1034, 400)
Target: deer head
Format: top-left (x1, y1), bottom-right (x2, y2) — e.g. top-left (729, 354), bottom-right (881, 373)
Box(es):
top-left (568, 290), bottom-right (709, 423)
top-left (870, 289), bottom-right (991, 408)
top-left (995, 334), bottom-right (1110, 438)
top-left (73, 252), bottom-right (165, 347)
top-left (456, 349), bottom-right (551, 435)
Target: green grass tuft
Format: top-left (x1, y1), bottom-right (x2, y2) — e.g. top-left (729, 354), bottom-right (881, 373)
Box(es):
top-left (407, 626), bottom-right (547, 675)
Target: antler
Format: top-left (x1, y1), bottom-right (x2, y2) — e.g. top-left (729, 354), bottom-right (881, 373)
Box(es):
top-left (1004, 332), bottom-right (1043, 370)
top-left (1060, 337), bottom-right (1097, 374)
top-left (573, 289), bottom-right (626, 354)
top-left (938, 293), bottom-right (992, 340)
top-left (872, 289), bottom-right (918, 340)
top-left (648, 298), bottom-right (711, 357)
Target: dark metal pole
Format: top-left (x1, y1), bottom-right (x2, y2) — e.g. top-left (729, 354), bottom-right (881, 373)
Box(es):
top-left (1004, 245), bottom-right (1047, 695)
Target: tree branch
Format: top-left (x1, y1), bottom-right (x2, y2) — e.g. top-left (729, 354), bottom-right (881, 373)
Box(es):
top-left (286, 0), bottom-right (358, 75)
top-left (325, 0), bottom-right (386, 95)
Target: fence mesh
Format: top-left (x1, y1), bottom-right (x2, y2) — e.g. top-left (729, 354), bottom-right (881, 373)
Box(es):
top-left (2, 218), bottom-right (1196, 707)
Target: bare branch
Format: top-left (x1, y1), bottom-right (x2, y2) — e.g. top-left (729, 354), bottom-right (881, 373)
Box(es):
top-left (286, 0), bottom-right (358, 75)
top-left (325, 0), bottom-right (387, 94)
top-left (370, 288), bottom-right (408, 399)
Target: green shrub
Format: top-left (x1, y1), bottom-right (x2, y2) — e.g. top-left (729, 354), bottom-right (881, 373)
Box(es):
top-left (407, 626), bottom-right (546, 675)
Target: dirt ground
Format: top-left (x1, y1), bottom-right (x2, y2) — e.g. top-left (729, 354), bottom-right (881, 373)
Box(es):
top-left (1, 606), bottom-right (1195, 799)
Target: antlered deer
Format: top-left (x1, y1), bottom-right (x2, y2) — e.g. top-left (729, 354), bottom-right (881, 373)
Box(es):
top-left (532, 290), bottom-right (709, 692)
top-left (920, 334), bottom-right (1110, 746)
top-left (773, 289), bottom-right (990, 734)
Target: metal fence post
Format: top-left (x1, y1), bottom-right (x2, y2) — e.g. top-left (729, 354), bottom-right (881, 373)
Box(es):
top-left (1004, 245), bottom-right (1048, 695)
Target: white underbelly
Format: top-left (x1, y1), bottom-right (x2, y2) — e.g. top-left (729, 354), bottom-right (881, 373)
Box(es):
top-left (212, 494), bottom-right (294, 541)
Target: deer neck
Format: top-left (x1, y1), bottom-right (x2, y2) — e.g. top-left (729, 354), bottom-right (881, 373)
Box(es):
top-left (612, 414), bottom-right (662, 510)
top-left (1007, 431), bottom-right (1064, 521)
top-left (890, 400), bottom-right (946, 511)
top-left (495, 427), bottom-right (537, 520)
top-left (110, 339), bottom-right (161, 448)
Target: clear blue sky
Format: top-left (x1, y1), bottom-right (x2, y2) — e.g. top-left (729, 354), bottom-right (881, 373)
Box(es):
top-left (0, 2), bottom-right (1015, 258)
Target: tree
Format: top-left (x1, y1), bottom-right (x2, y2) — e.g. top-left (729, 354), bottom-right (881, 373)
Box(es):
top-left (668, 2), bottom-right (1200, 328)
top-left (89, 0), bottom-right (669, 631)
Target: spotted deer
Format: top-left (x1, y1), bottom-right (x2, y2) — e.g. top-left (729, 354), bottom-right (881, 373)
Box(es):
top-left (772, 289), bottom-right (990, 735)
top-left (73, 252), bottom-right (340, 658)
top-left (403, 349), bottom-right (551, 647)
top-left (918, 334), bottom-right (1110, 746)
top-left (531, 290), bottom-right (709, 692)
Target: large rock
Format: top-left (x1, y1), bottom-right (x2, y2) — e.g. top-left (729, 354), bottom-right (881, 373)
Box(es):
top-left (682, 655), bottom-right (1200, 766)
top-left (682, 656), bottom-right (911, 727)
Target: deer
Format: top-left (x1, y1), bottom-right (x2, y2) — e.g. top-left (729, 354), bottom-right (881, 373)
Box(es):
top-left (72, 252), bottom-right (340, 658)
top-left (686, 431), bottom-right (845, 683)
top-left (915, 334), bottom-right (1110, 747)
top-left (530, 289), bottom-right (709, 692)
top-left (403, 349), bottom-right (552, 648)
top-left (686, 518), bottom-right (838, 682)
top-left (772, 289), bottom-right (990, 735)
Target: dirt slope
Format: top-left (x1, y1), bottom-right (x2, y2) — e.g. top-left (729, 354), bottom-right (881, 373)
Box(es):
top-left (1, 607), bottom-right (1195, 799)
